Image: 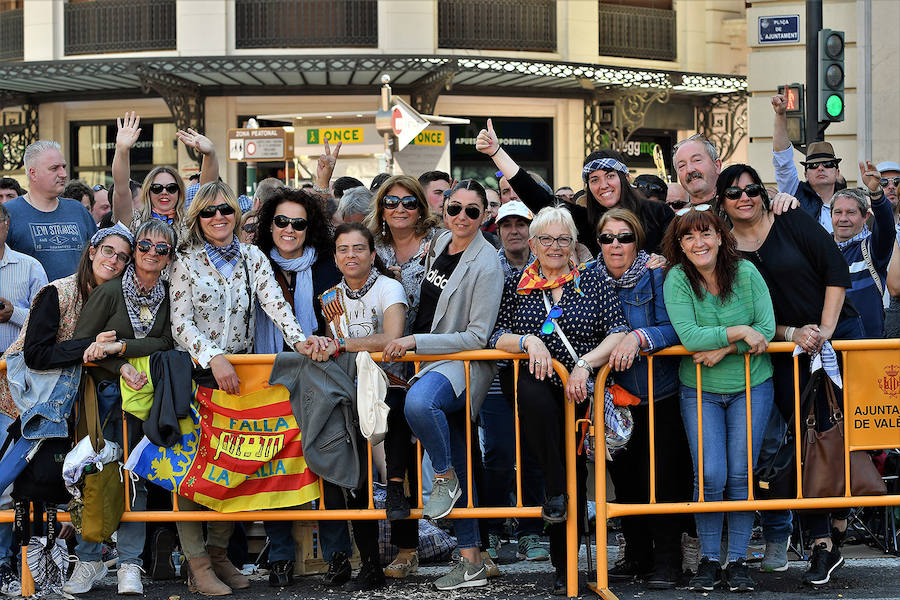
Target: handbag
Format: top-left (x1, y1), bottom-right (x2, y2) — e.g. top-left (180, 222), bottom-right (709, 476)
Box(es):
top-left (74, 374), bottom-right (126, 543)
top-left (801, 369), bottom-right (887, 498)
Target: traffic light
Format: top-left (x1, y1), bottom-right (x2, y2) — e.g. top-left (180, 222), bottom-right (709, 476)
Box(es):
top-left (778, 83), bottom-right (805, 147)
top-left (818, 29), bottom-right (844, 122)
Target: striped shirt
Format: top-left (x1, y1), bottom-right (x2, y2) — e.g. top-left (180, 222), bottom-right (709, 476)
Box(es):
top-left (0, 244), bottom-right (48, 354)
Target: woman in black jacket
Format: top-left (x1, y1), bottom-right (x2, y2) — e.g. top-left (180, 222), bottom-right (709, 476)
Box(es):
top-left (475, 119), bottom-right (673, 255)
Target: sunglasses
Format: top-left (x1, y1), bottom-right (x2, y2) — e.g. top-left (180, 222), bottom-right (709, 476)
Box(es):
top-left (806, 160), bottom-right (839, 170)
top-left (675, 203), bottom-right (712, 217)
top-left (881, 177), bottom-right (900, 188)
top-left (198, 203), bottom-right (236, 219)
top-left (667, 200), bottom-right (688, 210)
top-left (149, 183), bottom-right (180, 195)
top-left (92, 184), bottom-right (107, 192)
top-left (136, 239), bottom-right (173, 256)
top-left (636, 182), bottom-right (666, 196)
top-left (241, 222), bottom-right (257, 234)
top-left (535, 234), bottom-right (573, 248)
top-left (445, 203), bottom-right (482, 220)
top-left (382, 195), bottom-right (419, 210)
top-left (541, 305), bottom-right (563, 335)
top-left (598, 232), bottom-right (636, 245)
top-left (98, 244), bottom-right (131, 265)
top-left (723, 184), bottom-right (764, 200)
top-left (273, 215), bottom-right (308, 231)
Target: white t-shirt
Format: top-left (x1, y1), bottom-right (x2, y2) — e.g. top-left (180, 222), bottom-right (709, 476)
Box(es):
top-left (336, 275), bottom-right (407, 339)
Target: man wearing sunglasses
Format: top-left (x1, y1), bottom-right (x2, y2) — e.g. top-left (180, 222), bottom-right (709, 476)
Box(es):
top-left (876, 161), bottom-right (900, 209)
top-left (665, 182), bottom-right (689, 212)
top-left (772, 90), bottom-right (843, 232)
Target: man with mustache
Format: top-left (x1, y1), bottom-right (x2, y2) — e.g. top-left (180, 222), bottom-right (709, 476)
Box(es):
top-left (672, 134), bottom-right (722, 206)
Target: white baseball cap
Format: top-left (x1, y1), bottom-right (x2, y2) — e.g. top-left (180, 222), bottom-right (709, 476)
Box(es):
top-left (496, 201), bottom-right (533, 224)
top-left (876, 161), bottom-right (900, 174)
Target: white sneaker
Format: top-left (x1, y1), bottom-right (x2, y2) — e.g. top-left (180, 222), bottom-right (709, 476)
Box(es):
top-left (117, 564), bottom-right (144, 595)
top-left (63, 560), bottom-right (108, 595)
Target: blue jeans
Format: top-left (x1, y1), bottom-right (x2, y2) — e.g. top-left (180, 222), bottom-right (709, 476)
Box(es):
top-left (680, 381), bottom-right (774, 563)
top-left (404, 371), bottom-right (480, 549)
top-left (264, 521), bottom-right (295, 562)
top-left (0, 413), bottom-right (14, 568)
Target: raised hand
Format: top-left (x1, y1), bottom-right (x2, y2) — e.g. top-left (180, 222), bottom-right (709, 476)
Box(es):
top-left (475, 118), bottom-right (500, 156)
top-left (858, 160), bottom-right (882, 193)
top-left (176, 128), bottom-right (215, 155)
top-left (316, 138), bottom-right (342, 187)
top-left (116, 112), bottom-right (142, 150)
top-left (771, 83), bottom-right (789, 116)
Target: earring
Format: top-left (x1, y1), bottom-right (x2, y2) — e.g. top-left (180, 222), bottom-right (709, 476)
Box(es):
top-left (382, 220), bottom-right (387, 237)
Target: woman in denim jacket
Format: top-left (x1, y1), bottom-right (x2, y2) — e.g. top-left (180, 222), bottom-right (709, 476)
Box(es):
top-left (594, 208), bottom-right (693, 590)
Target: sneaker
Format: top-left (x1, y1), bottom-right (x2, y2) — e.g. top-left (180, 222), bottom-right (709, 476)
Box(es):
top-left (804, 542), bottom-right (843, 585)
top-left (516, 534), bottom-right (549, 561)
top-left (760, 538), bottom-right (789, 572)
top-left (64, 560), bottom-right (109, 595)
top-left (645, 564), bottom-right (679, 590)
top-left (724, 559), bottom-right (755, 592)
top-left (423, 472), bottom-right (461, 521)
top-left (541, 494), bottom-right (567, 523)
top-left (682, 533), bottom-right (701, 575)
top-left (384, 551), bottom-right (418, 579)
top-left (343, 560), bottom-right (385, 591)
top-left (117, 564), bottom-right (144, 595)
top-left (385, 480), bottom-right (411, 521)
top-left (149, 527), bottom-right (177, 580)
top-left (0, 563), bottom-right (21, 597)
top-left (487, 533), bottom-right (501, 559)
top-left (689, 557), bottom-right (721, 592)
top-left (433, 557), bottom-right (487, 591)
top-left (268, 559), bottom-right (294, 587)
top-left (480, 552), bottom-right (500, 578)
top-left (322, 551), bottom-right (351, 587)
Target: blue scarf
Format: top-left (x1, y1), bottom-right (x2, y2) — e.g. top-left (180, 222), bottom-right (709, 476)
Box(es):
top-left (205, 237), bottom-right (241, 278)
top-left (836, 225), bottom-right (871, 250)
top-left (254, 246), bottom-right (318, 353)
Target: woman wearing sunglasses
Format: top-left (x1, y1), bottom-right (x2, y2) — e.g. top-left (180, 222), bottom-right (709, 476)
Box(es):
top-left (169, 181), bottom-right (310, 596)
top-left (715, 164), bottom-right (863, 586)
top-left (490, 205), bottom-right (628, 594)
top-left (661, 205), bottom-right (775, 593)
top-left (382, 180), bottom-right (503, 591)
top-left (111, 111), bottom-right (219, 244)
top-left (593, 208), bottom-right (691, 589)
top-left (62, 219), bottom-right (176, 595)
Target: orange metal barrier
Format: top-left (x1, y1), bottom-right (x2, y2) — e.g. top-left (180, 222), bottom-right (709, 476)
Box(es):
top-left (590, 340), bottom-right (900, 600)
top-left (0, 351), bottom-right (584, 599)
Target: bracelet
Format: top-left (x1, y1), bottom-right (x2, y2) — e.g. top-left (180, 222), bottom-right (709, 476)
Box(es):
top-left (519, 334), bottom-right (530, 353)
top-left (338, 337), bottom-right (346, 352)
top-left (312, 183), bottom-right (328, 194)
top-left (331, 339), bottom-right (341, 358)
top-left (784, 327), bottom-right (795, 342)
top-left (117, 341), bottom-right (126, 356)
top-left (489, 145), bottom-right (502, 157)
top-left (631, 330), bottom-right (644, 349)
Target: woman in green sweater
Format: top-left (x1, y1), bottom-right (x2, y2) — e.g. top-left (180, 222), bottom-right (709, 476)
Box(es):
top-left (67, 219), bottom-right (176, 597)
top-left (661, 206), bottom-right (775, 593)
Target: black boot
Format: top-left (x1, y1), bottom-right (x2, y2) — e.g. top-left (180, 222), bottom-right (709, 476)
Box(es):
top-left (322, 552), bottom-right (351, 587)
top-left (343, 559), bottom-right (386, 591)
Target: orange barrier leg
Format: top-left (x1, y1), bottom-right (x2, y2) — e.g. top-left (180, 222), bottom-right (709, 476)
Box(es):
top-left (20, 545), bottom-right (34, 597)
top-left (587, 366), bottom-right (618, 599)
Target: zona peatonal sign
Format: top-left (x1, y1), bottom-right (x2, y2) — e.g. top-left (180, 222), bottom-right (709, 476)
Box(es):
top-left (227, 127), bottom-right (293, 162)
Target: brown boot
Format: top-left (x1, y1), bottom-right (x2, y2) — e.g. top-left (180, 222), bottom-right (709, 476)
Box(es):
top-left (207, 546), bottom-right (250, 590)
top-left (187, 556), bottom-right (232, 596)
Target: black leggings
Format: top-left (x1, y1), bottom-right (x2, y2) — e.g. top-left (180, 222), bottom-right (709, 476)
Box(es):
top-left (383, 388), bottom-right (418, 549)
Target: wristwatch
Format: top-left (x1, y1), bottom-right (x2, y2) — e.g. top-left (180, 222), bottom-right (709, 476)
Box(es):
top-left (575, 358), bottom-right (594, 375)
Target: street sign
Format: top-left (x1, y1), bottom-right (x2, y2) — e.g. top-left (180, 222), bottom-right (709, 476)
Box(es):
top-left (390, 98), bottom-right (429, 151)
top-left (226, 127), bottom-right (293, 162)
top-left (758, 15), bottom-right (800, 44)
top-left (306, 127), bottom-right (365, 145)
top-left (845, 350), bottom-right (900, 449)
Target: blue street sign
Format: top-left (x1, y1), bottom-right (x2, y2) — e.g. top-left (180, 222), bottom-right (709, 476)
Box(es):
top-left (758, 15), bottom-right (800, 44)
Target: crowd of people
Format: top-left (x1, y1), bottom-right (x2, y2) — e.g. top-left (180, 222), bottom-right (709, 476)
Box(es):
top-left (0, 92), bottom-right (897, 597)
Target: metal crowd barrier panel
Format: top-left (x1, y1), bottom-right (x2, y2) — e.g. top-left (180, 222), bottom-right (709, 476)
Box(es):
top-left (590, 339), bottom-right (900, 600)
top-left (0, 351), bottom-right (585, 599)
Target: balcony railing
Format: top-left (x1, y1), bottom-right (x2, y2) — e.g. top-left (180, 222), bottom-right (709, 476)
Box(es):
top-left (64, 0), bottom-right (176, 56)
top-left (235, 0), bottom-right (377, 49)
top-left (438, 0), bottom-right (557, 53)
top-left (597, 3), bottom-right (676, 61)
top-left (0, 9), bottom-right (23, 61)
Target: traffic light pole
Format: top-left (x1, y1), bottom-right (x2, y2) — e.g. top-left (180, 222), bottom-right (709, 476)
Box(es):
top-left (805, 0), bottom-right (827, 143)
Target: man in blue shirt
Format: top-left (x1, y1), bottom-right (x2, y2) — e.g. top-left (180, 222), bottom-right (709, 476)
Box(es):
top-left (0, 203), bottom-right (48, 354)
top-left (5, 140), bottom-right (96, 280)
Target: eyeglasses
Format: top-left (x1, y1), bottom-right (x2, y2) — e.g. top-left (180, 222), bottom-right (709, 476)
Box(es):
top-left (535, 234), bottom-right (574, 248)
top-left (241, 222), bottom-right (257, 234)
top-left (667, 200), bottom-right (688, 210)
top-left (149, 183), bottom-right (180, 195)
top-left (881, 177), bottom-right (900, 188)
top-left (382, 195), bottom-right (419, 210)
top-left (675, 203), bottom-right (711, 217)
top-left (541, 305), bottom-right (563, 335)
top-left (635, 182), bottom-right (666, 197)
top-left (445, 203), bottom-right (482, 220)
top-left (273, 215), bottom-right (308, 231)
top-left (198, 203), bottom-right (236, 219)
top-left (98, 244), bottom-right (131, 265)
top-left (92, 184), bottom-right (107, 192)
top-left (807, 160), bottom-right (839, 170)
top-left (723, 184), bottom-right (765, 200)
top-left (598, 232), bottom-right (636, 245)
top-left (136, 239), bottom-right (173, 256)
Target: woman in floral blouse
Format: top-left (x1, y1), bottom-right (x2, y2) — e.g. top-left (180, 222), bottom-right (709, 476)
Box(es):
top-left (169, 180), bottom-right (310, 596)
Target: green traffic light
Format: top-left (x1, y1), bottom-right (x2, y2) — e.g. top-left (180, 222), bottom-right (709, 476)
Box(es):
top-left (826, 94), bottom-right (843, 118)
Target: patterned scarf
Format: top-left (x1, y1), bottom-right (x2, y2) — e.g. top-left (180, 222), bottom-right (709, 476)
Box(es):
top-left (596, 251), bottom-right (651, 289)
top-left (517, 258), bottom-right (596, 296)
top-left (205, 236), bottom-right (241, 278)
top-left (343, 267), bottom-right (379, 300)
top-left (835, 225), bottom-right (871, 250)
top-left (151, 211), bottom-right (174, 225)
top-left (121, 264), bottom-right (166, 338)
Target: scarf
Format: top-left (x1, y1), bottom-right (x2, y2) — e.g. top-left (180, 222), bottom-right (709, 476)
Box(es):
top-left (151, 211), bottom-right (174, 225)
top-left (596, 251), bottom-right (651, 289)
top-left (121, 264), bottom-right (166, 338)
top-left (835, 225), bottom-right (871, 250)
top-left (343, 267), bottom-right (379, 300)
top-left (582, 157), bottom-right (629, 182)
top-left (253, 246), bottom-right (318, 354)
top-left (205, 237), bottom-right (241, 278)
top-left (517, 258), bottom-right (595, 296)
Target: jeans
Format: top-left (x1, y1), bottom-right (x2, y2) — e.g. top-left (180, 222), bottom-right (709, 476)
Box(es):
top-left (75, 409), bottom-right (147, 566)
top-left (404, 371), bottom-right (480, 549)
top-left (264, 520), bottom-right (296, 563)
top-left (0, 413), bottom-right (14, 568)
top-left (679, 381), bottom-right (774, 563)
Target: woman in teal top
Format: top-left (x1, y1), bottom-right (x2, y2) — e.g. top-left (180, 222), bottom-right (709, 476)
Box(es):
top-left (661, 206), bottom-right (775, 593)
